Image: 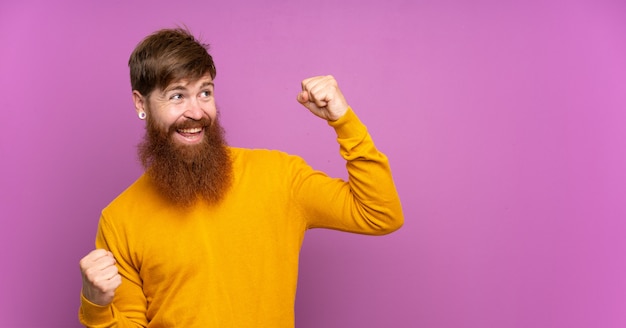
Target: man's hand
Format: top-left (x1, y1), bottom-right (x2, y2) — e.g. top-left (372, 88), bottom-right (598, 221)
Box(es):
top-left (79, 249), bottom-right (122, 306)
top-left (297, 75), bottom-right (349, 121)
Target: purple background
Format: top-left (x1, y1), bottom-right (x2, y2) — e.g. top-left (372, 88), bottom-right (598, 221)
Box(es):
top-left (1, 0), bottom-right (625, 327)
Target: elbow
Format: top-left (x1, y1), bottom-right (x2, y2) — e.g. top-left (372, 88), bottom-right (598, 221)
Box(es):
top-left (378, 213), bottom-right (404, 235)
top-left (383, 198), bottom-right (404, 234)
top-left (390, 213), bottom-right (404, 232)
top-left (367, 203), bottom-right (404, 235)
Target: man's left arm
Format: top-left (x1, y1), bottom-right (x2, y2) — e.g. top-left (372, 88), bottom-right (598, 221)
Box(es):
top-left (295, 75), bottom-right (404, 234)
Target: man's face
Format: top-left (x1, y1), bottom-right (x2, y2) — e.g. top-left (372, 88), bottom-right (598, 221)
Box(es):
top-left (142, 74), bottom-right (217, 147)
top-left (135, 73), bottom-right (232, 207)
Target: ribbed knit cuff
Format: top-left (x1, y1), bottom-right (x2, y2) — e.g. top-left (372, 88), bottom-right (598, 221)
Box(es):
top-left (327, 107), bottom-right (367, 140)
top-left (79, 293), bottom-right (115, 326)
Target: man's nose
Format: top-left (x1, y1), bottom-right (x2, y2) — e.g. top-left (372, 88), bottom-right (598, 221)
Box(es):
top-left (184, 99), bottom-right (204, 120)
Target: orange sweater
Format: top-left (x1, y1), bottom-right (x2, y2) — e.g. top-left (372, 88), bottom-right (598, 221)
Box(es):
top-left (79, 108), bottom-right (403, 327)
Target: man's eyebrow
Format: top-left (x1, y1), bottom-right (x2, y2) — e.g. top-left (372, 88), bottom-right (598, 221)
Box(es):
top-left (163, 81), bottom-right (213, 93)
top-left (164, 84), bottom-right (188, 93)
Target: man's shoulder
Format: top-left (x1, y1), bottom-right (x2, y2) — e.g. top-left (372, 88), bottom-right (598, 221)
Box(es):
top-left (102, 174), bottom-right (158, 214)
top-left (229, 146), bottom-right (298, 162)
top-left (114, 173), bottom-right (151, 196)
top-left (228, 146), bottom-right (311, 175)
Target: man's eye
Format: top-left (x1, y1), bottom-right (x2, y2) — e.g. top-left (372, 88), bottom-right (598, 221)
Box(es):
top-left (201, 90), bottom-right (212, 97)
top-left (170, 94), bottom-right (183, 100)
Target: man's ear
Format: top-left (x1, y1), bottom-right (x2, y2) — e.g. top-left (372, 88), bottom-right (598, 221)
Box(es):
top-left (132, 90), bottom-right (147, 116)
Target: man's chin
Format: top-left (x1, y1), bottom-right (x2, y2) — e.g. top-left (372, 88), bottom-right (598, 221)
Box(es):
top-left (173, 140), bottom-right (205, 151)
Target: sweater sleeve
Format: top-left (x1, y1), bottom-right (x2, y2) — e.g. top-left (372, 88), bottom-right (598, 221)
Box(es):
top-left (78, 214), bottom-right (148, 328)
top-left (292, 107), bottom-right (404, 234)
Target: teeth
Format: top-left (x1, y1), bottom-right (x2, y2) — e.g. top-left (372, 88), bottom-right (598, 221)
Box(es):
top-left (178, 127), bottom-right (202, 134)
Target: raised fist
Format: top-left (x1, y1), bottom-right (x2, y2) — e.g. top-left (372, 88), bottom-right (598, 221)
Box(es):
top-left (79, 249), bottom-right (122, 306)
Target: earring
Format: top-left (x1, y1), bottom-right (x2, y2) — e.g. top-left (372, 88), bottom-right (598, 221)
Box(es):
top-left (138, 112), bottom-right (146, 120)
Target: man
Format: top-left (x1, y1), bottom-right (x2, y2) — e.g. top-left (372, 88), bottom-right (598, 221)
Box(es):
top-left (79, 27), bottom-right (403, 327)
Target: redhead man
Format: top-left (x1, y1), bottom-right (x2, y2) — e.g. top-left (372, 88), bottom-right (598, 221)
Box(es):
top-left (79, 27), bottom-right (403, 327)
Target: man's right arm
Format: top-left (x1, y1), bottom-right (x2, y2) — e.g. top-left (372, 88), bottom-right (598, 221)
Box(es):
top-left (79, 217), bottom-right (148, 327)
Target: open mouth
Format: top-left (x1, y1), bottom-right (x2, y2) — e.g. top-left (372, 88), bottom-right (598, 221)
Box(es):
top-left (178, 127), bottom-right (203, 135)
top-left (176, 127), bottom-right (204, 143)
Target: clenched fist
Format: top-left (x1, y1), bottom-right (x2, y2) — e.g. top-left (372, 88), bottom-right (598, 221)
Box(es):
top-left (79, 249), bottom-right (122, 306)
top-left (297, 75), bottom-right (349, 121)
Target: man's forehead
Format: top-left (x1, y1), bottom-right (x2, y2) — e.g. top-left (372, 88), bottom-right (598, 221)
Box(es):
top-left (163, 75), bottom-right (214, 91)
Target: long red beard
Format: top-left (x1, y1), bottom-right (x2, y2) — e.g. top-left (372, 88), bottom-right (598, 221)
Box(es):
top-left (138, 113), bottom-right (233, 208)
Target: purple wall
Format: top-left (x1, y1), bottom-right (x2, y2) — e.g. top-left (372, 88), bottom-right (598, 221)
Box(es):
top-left (2, 0), bottom-right (625, 327)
